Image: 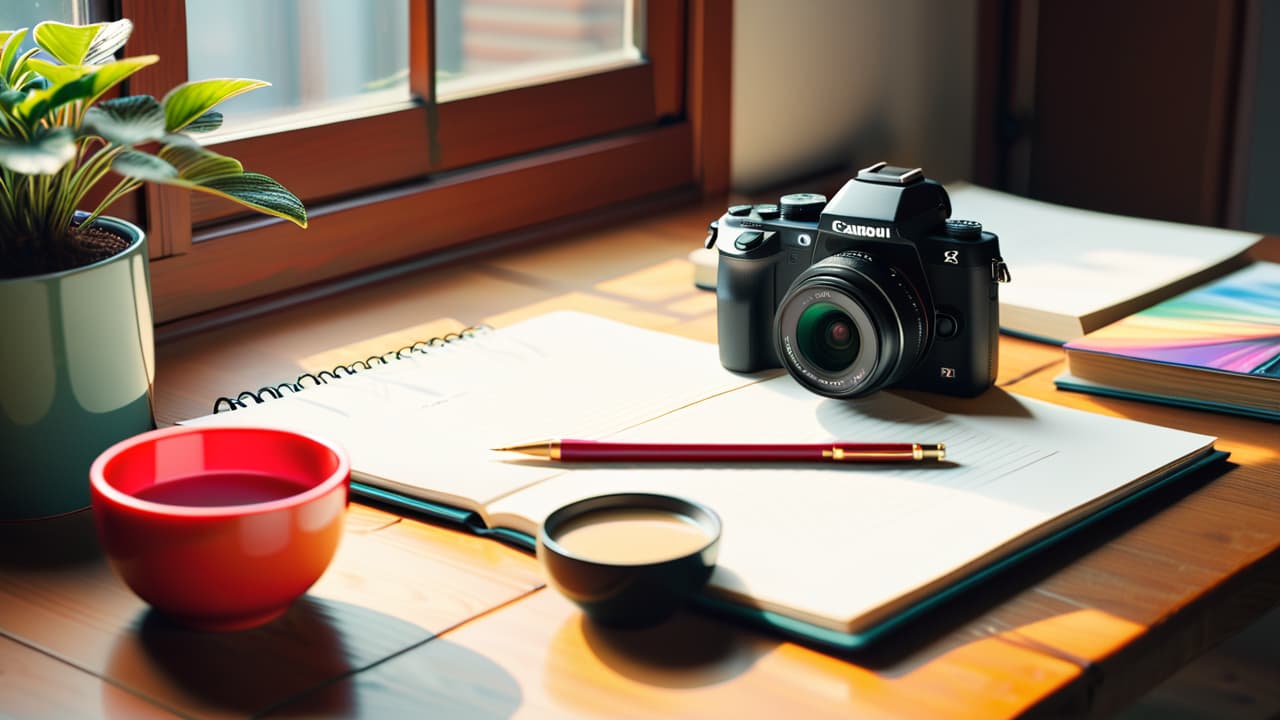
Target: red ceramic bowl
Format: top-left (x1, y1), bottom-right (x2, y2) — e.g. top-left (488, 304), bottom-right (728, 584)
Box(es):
top-left (90, 425), bottom-right (350, 631)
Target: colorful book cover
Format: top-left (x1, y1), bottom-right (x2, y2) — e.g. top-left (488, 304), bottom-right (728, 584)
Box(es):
top-left (1064, 262), bottom-right (1280, 378)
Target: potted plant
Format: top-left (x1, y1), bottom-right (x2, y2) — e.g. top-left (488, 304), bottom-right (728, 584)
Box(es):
top-left (0, 19), bottom-right (307, 520)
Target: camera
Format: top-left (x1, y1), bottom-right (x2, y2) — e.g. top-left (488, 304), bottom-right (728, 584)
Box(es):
top-left (711, 162), bottom-right (1011, 399)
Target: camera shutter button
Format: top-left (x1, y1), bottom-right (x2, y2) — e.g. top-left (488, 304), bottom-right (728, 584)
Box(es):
top-left (728, 204), bottom-right (754, 217)
top-left (734, 230), bottom-right (765, 251)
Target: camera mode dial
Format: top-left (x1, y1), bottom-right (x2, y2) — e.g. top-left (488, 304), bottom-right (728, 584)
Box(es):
top-left (780, 193), bottom-right (826, 221)
top-left (944, 219), bottom-right (983, 240)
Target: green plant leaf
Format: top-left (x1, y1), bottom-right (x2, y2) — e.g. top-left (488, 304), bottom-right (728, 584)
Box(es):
top-left (0, 28), bottom-right (28, 81)
top-left (197, 173), bottom-right (308, 227)
top-left (144, 144), bottom-right (307, 227)
top-left (158, 143), bottom-right (242, 183)
top-left (83, 95), bottom-right (166, 145)
top-left (162, 78), bottom-right (268, 132)
top-left (185, 110), bottom-right (223, 133)
top-left (25, 56), bottom-right (157, 107)
top-left (26, 58), bottom-right (89, 85)
top-left (83, 56), bottom-right (158, 105)
top-left (82, 19), bottom-right (132, 65)
top-left (111, 149), bottom-right (178, 182)
top-left (8, 48), bottom-right (39, 89)
top-left (0, 88), bottom-right (23, 112)
top-left (33, 21), bottom-right (101, 65)
top-left (0, 128), bottom-right (76, 174)
top-left (17, 73), bottom-right (95, 122)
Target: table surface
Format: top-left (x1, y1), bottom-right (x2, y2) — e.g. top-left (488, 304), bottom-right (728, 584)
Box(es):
top-left (2, 197), bottom-right (1278, 719)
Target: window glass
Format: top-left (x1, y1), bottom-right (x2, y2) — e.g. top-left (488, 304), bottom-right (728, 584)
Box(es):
top-left (436, 0), bottom-right (641, 101)
top-left (185, 0), bottom-right (411, 140)
top-left (1, 1), bottom-right (88, 47)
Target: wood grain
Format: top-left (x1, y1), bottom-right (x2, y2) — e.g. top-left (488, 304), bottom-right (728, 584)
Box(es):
top-left (0, 504), bottom-right (540, 717)
top-left (0, 635), bottom-right (179, 719)
top-left (150, 124), bottom-right (695, 322)
top-left (268, 589), bottom-right (1101, 719)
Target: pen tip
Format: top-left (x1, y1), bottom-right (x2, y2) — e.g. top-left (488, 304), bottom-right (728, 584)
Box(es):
top-left (492, 440), bottom-right (557, 458)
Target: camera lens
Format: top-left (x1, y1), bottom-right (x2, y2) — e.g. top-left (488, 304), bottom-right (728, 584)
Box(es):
top-left (774, 253), bottom-right (931, 398)
top-left (796, 302), bottom-right (860, 372)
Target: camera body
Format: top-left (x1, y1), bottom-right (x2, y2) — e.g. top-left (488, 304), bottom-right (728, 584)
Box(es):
top-left (713, 163), bottom-right (1009, 399)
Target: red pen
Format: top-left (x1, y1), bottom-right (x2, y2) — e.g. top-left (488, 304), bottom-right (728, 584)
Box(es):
top-left (492, 439), bottom-right (946, 462)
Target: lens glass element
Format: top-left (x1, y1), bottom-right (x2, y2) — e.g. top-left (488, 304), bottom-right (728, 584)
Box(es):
top-left (774, 251), bottom-right (931, 399)
top-left (796, 302), bottom-right (860, 372)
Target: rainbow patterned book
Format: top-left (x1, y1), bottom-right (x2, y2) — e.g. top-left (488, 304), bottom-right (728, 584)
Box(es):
top-left (1057, 262), bottom-right (1280, 421)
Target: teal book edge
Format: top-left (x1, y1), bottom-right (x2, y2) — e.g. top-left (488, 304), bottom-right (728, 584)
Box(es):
top-left (350, 448), bottom-right (1228, 654)
top-left (1055, 376), bottom-right (1280, 423)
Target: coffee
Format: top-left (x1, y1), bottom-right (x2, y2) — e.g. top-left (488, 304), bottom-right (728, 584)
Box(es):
top-left (133, 473), bottom-right (306, 507)
top-left (553, 508), bottom-right (711, 564)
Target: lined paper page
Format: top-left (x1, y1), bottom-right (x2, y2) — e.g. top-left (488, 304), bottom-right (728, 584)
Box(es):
top-left (184, 312), bottom-right (764, 509)
top-left (484, 376), bottom-right (1215, 633)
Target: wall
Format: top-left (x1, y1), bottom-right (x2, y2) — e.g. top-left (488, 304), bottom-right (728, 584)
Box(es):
top-left (730, 0), bottom-right (978, 192)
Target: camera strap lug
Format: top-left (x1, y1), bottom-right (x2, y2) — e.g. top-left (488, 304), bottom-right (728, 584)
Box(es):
top-left (705, 220), bottom-right (719, 249)
top-left (992, 256), bottom-right (1012, 283)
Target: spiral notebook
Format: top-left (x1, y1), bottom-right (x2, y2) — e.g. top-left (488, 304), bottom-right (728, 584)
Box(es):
top-left (211, 325), bottom-right (492, 413)
top-left (186, 311), bottom-right (1223, 652)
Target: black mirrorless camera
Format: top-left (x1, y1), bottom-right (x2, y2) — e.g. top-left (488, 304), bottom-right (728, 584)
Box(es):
top-left (712, 162), bottom-right (1011, 399)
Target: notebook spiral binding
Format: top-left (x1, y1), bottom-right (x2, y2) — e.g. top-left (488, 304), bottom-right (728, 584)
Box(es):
top-left (212, 324), bottom-right (492, 413)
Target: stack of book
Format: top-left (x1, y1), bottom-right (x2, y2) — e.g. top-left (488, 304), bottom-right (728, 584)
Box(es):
top-left (1057, 262), bottom-right (1280, 421)
top-left (951, 184), bottom-right (1277, 421)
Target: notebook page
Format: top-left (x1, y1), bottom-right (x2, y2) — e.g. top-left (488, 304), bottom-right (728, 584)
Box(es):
top-left (184, 312), bottom-right (765, 509)
top-left (949, 183), bottom-right (1257, 321)
top-left (484, 376), bottom-right (1216, 632)
top-left (948, 184), bottom-right (1260, 342)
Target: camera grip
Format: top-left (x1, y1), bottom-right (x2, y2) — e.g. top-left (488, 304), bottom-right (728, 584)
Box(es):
top-left (915, 262), bottom-right (1000, 396)
top-left (716, 256), bottom-right (778, 372)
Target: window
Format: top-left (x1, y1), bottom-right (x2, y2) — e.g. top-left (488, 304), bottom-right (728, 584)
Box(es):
top-left (185, 0), bottom-right (412, 139)
top-left (108, 0), bottom-right (730, 323)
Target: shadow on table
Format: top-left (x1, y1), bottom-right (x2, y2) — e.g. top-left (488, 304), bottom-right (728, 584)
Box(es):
top-left (0, 507), bottom-right (102, 569)
top-left (558, 610), bottom-right (770, 689)
top-left (103, 596), bottom-right (521, 719)
top-left (264, 634), bottom-right (524, 719)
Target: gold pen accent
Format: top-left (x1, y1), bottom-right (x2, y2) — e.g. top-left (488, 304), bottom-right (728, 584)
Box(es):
top-left (919, 443), bottom-right (946, 461)
top-left (821, 443), bottom-right (946, 461)
top-left (492, 439), bottom-right (561, 460)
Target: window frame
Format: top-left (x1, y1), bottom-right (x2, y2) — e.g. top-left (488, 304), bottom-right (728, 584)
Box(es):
top-left (120, 0), bottom-right (730, 323)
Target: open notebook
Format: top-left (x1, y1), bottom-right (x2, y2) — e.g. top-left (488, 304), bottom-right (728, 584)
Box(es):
top-left (185, 312), bottom-right (1222, 650)
top-left (948, 184), bottom-right (1257, 344)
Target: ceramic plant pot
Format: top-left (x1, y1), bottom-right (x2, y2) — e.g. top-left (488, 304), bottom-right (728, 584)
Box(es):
top-left (0, 217), bottom-right (155, 520)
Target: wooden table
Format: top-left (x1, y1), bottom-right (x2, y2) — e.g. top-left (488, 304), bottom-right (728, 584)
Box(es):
top-left (2, 198), bottom-right (1277, 719)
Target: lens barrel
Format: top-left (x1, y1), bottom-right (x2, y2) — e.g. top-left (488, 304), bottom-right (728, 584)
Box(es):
top-left (774, 252), bottom-right (931, 398)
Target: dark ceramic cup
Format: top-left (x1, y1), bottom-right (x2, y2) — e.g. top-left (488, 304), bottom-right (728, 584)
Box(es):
top-left (537, 493), bottom-right (722, 628)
